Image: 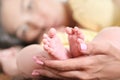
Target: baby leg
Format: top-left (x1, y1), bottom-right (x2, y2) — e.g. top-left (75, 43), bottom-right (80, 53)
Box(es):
top-left (66, 27), bottom-right (86, 57)
top-left (0, 47), bottom-right (21, 76)
top-left (43, 28), bottom-right (69, 60)
top-left (16, 45), bottom-right (52, 78)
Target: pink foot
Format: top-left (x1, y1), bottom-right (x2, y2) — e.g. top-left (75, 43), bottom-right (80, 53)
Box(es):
top-left (66, 27), bottom-right (85, 57)
top-left (43, 28), bottom-right (69, 60)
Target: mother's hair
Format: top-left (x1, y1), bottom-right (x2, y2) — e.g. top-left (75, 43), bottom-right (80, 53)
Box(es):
top-left (0, 26), bottom-right (25, 49)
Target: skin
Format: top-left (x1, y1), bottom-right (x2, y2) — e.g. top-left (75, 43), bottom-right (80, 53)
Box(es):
top-left (0, 0), bottom-right (72, 78)
top-left (1, 0), bottom-right (69, 42)
top-left (43, 27), bottom-right (85, 59)
top-left (1, 0), bottom-right (120, 79)
top-left (42, 28), bottom-right (70, 60)
top-left (16, 45), bottom-right (53, 78)
top-left (34, 27), bottom-right (120, 80)
top-left (0, 47), bottom-right (21, 76)
top-left (2, 22), bottom-right (120, 80)
top-left (1, 0), bottom-right (120, 43)
top-left (0, 44), bottom-right (65, 79)
top-left (16, 27), bottom-right (84, 79)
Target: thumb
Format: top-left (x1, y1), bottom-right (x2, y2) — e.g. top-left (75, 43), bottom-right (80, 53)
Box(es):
top-left (82, 41), bottom-right (113, 55)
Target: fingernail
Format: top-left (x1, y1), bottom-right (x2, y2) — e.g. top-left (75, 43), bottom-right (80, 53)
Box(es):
top-left (36, 60), bottom-right (44, 65)
top-left (32, 71), bottom-right (39, 76)
top-left (80, 43), bottom-right (87, 51)
top-left (33, 56), bottom-right (44, 65)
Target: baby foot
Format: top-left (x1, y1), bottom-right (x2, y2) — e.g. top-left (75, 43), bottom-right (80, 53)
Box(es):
top-left (66, 27), bottom-right (85, 57)
top-left (43, 28), bottom-right (69, 60)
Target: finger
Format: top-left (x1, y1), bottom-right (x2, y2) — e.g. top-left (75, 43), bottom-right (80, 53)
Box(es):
top-left (43, 55), bottom-right (107, 71)
top-left (82, 41), bottom-right (112, 55)
top-left (32, 69), bottom-right (61, 78)
top-left (58, 71), bottom-right (96, 80)
top-left (83, 41), bottom-right (120, 60)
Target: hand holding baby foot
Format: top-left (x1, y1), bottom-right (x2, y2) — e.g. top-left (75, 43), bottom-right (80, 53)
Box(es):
top-left (32, 27), bottom-right (87, 78)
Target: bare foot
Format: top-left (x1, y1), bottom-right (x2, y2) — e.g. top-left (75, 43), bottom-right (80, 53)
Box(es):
top-left (43, 28), bottom-right (69, 60)
top-left (0, 47), bottom-right (21, 76)
top-left (66, 27), bottom-right (85, 57)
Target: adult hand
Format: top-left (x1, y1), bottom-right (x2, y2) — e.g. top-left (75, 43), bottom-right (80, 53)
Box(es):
top-left (33, 41), bottom-right (120, 80)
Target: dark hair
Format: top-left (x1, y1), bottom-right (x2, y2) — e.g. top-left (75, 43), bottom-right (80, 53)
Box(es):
top-left (0, 27), bottom-right (25, 49)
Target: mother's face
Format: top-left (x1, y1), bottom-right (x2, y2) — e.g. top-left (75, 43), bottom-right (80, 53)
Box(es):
top-left (1, 0), bottom-right (66, 42)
